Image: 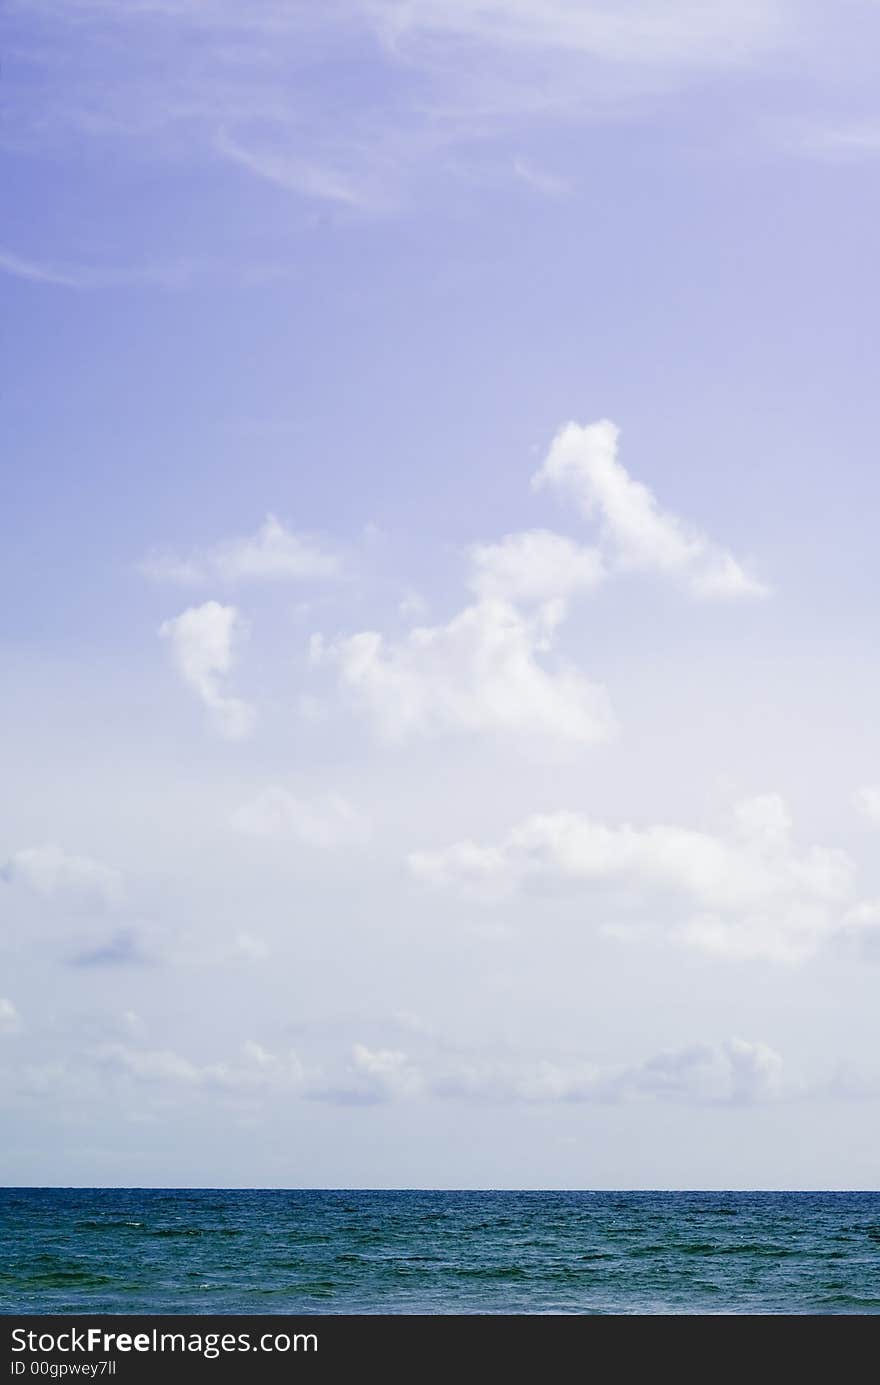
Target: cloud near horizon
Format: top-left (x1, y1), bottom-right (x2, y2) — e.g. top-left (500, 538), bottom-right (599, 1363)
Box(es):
top-left (8, 0), bottom-right (880, 1194)
top-left (409, 794), bottom-right (856, 963)
top-left (21, 1032), bottom-right (790, 1110)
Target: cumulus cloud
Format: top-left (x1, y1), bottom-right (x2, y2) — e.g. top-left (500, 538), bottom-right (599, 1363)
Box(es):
top-left (312, 598), bottom-right (613, 746)
top-left (533, 419), bottom-right (768, 598)
top-left (312, 512), bottom-right (614, 747)
top-left (142, 514), bottom-right (341, 585)
top-left (409, 794), bottom-right (856, 962)
top-left (159, 600), bottom-right (255, 739)
top-left (1, 846), bottom-right (124, 911)
top-left (305, 415), bottom-right (772, 745)
top-left (468, 528), bottom-right (605, 610)
top-left (0, 999), bottom-right (21, 1036)
top-left (232, 787), bottom-right (367, 848)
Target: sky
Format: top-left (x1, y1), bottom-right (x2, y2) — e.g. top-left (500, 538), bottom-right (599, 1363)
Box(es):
top-left (3, 1), bottom-right (880, 1189)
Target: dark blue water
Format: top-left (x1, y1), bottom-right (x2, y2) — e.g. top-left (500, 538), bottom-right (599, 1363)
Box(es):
top-left (3, 1189), bottom-right (880, 1314)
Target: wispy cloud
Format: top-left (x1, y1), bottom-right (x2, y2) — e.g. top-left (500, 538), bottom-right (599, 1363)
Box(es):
top-left (215, 131), bottom-right (371, 208)
top-left (0, 0), bottom-right (817, 220)
top-left (797, 123), bottom-right (880, 160)
top-left (0, 245), bottom-right (304, 292)
top-left (0, 250), bottom-right (88, 288)
top-left (512, 157), bottom-right (573, 197)
top-left (0, 247), bottom-right (199, 290)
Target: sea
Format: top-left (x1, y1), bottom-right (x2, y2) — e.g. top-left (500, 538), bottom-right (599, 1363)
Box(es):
top-left (3, 1189), bottom-right (880, 1315)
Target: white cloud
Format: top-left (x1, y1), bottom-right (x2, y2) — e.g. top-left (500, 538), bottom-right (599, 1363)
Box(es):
top-left (0, 999), bottom-right (21, 1036)
top-left (409, 794), bottom-right (855, 962)
top-left (143, 514), bottom-right (341, 585)
top-left (349, 1043), bottom-right (425, 1101)
top-left (533, 419), bottom-right (768, 598)
top-left (89, 1038), bottom-right (421, 1105)
top-left (94, 1040), bottom-right (305, 1093)
top-left (305, 417), bottom-right (768, 748)
top-left (314, 597), bottom-right (614, 746)
top-left (1, 845), bottom-right (124, 911)
top-left (159, 600), bottom-right (255, 739)
top-left (468, 528), bottom-right (605, 609)
top-left (855, 785), bottom-right (880, 826)
top-left (232, 787), bottom-right (367, 848)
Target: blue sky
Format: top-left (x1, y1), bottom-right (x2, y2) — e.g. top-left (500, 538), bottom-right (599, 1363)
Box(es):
top-left (4, 1), bottom-right (880, 1188)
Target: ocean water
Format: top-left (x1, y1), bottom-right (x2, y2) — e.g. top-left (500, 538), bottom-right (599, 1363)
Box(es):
top-left (2, 1189), bottom-right (880, 1315)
